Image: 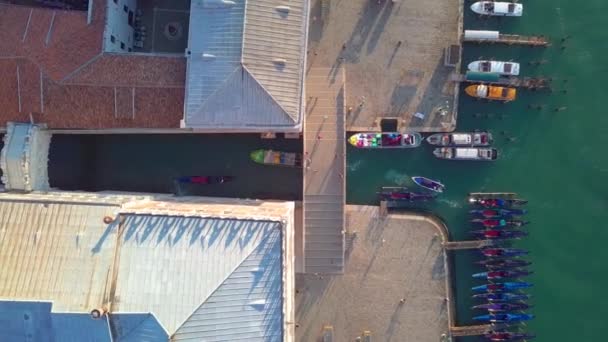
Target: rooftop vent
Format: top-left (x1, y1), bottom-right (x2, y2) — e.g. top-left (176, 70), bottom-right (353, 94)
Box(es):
top-left (90, 308), bottom-right (107, 319)
top-left (202, 53), bottom-right (216, 61)
top-left (272, 58), bottom-right (287, 65)
top-left (275, 5), bottom-right (290, 13)
top-left (248, 299), bottom-right (266, 310)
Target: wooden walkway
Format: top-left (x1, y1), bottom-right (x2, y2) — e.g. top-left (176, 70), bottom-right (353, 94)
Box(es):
top-left (450, 73), bottom-right (551, 89)
top-left (450, 324), bottom-right (493, 337)
top-left (444, 240), bottom-right (494, 250)
top-left (464, 34), bottom-right (549, 47)
top-left (303, 67), bottom-right (346, 274)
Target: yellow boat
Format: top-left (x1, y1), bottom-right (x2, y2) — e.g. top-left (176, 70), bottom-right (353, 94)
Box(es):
top-left (465, 84), bottom-right (516, 102)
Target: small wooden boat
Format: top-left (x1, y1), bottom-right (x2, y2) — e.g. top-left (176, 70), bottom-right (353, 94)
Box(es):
top-left (250, 149), bottom-right (302, 167)
top-left (176, 176), bottom-right (233, 184)
top-left (426, 132), bottom-right (493, 147)
top-left (377, 187), bottom-right (436, 201)
top-left (411, 176), bottom-right (445, 193)
top-left (465, 84), bottom-right (516, 102)
top-left (467, 60), bottom-right (520, 76)
top-left (433, 147), bottom-right (498, 161)
top-left (348, 132), bottom-right (422, 148)
top-left (470, 1), bottom-right (523, 17)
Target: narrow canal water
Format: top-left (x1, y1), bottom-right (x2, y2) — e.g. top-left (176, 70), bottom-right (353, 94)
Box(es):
top-left (348, 1), bottom-right (608, 341)
top-left (49, 134), bottom-right (302, 200)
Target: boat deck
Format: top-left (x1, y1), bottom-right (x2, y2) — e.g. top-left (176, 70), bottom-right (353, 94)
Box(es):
top-left (464, 34), bottom-right (550, 47)
top-left (302, 67), bottom-right (346, 274)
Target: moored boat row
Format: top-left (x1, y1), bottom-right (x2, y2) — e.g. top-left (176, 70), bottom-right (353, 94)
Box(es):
top-left (467, 192), bottom-right (534, 340)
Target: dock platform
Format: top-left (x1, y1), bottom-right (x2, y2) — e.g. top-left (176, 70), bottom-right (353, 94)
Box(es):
top-left (450, 324), bottom-right (493, 337)
top-left (302, 67), bottom-right (346, 274)
top-left (464, 34), bottom-right (550, 47)
top-left (443, 240), bottom-right (494, 250)
top-left (450, 73), bottom-right (551, 90)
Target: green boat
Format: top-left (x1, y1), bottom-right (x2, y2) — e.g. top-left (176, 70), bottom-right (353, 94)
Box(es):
top-left (250, 149), bottom-right (302, 167)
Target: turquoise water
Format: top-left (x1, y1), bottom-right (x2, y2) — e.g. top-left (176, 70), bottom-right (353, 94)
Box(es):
top-left (347, 1), bottom-right (608, 340)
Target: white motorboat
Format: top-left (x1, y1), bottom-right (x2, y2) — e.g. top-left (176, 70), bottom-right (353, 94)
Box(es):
top-left (433, 147), bottom-right (498, 161)
top-left (468, 60), bottom-right (520, 76)
top-left (426, 132), bottom-right (493, 147)
top-left (470, 1), bottom-right (523, 17)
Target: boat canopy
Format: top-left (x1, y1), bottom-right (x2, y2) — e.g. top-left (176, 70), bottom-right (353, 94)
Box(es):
top-left (455, 148), bottom-right (480, 159)
top-left (452, 134), bottom-right (472, 144)
top-left (476, 85), bottom-right (488, 97)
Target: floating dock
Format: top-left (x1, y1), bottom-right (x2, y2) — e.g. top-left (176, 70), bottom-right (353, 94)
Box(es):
top-left (469, 192), bottom-right (518, 198)
top-left (450, 324), bottom-right (493, 337)
top-left (463, 30), bottom-right (550, 47)
top-left (443, 240), bottom-right (494, 250)
top-left (450, 73), bottom-right (551, 90)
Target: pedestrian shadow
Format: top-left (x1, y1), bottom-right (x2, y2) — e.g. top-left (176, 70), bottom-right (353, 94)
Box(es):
top-left (366, 1), bottom-right (394, 55)
top-left (408, 56), bottom-right (455, 129)
top-left (343, 1), bottom-right (385, 63)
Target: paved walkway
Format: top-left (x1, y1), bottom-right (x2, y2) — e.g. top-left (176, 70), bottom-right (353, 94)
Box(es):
top-left (303, 67), bottom-right (346, 274)
top-left (296, 206), bottom-right (449, 341)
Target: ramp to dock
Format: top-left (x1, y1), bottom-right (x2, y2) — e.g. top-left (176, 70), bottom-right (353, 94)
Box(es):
top-left (303, 67), bottom-right (346, 274)
top-left (450, 324), bottom-right (492, 337)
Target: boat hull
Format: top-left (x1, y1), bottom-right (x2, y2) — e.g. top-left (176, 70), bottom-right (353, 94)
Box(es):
top-left (475, 259), bottom-right (532, 270)
top-left (473, 292), bottom-right (531, 302)
top-left (471, 229), bottom-right (528, 240)
top-left (470, 209), bottom-right (527, 218)
top-left (469, 198), bottom-right (528, 207)
top-left (467, 60), bottom-right (521, 76)
top-left (176, 176), bottom-right (234, 184)
top-left (465, 84), bottom-right (516, 102)
top-left (411, 176), bottom-right (445, 193)
top-left (472, 269), bottom-right (532, 280)
top-left (471, 219), bottom-right (529, 228)
top-left (425, 132), bottom-right (493, 147)
top-left (480, 248), bottom-right (529, 258)
top-left (433, 147), bottom-right (498, 161)
top-left (472, 302), bottom-right (531, 312)
top-left (473, 313), bottom-right (534, 323)
top-left (472, 282), bottom-right (533, 292)
top-left (470, 1), bottom-right (523, 17)
top-left (250, 149), bottom-right (302, 167)
top-left (484, 331), bottom-right (536, 341)
top-left (378, 191), bottom-right (435, 202)
top-left (348, 132), bottom-right (422, 148)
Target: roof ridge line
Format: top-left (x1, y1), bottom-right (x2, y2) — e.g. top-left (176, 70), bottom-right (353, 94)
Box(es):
top-left (195, 65), bottom-right (242, 112)
top-left (170, 225), bottom-right (280, 337)
top-left (112, 313), bottom-right (152, 340)
top-left (59, 52), bottom-right (104, 83)
top-left (241, 65), bottom-right (297, 124)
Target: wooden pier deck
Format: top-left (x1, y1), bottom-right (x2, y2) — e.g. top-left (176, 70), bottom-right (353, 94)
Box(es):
top-left (464, 34), bottom-right (549, 47)
top-left (444, 240), bottom-right (494, 250)
top-left (450, 324), bottom-right (493, 337)
top-left (450, 73), bottom-right (551, 89)
top-left (302, 67), bottom-right (346, 274)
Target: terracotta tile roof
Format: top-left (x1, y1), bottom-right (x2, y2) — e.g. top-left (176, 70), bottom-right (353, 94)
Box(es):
top-left (0, 2), bottom-right (185, 129)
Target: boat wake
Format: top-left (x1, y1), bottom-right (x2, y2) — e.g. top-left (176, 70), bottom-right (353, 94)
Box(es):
top-left (384, 170), bottom-right (409, 185)
top-left (437, 198), bottom-right (462, 208)
top-left (347, 159), bottom-right (363, 172)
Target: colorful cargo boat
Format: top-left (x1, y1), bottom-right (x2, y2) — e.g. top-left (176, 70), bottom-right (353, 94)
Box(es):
top-left (250, 149), bottom-right (302, 167)
top-left (426, 132), bottom-right (493, 147)
top-left (433, 147), bottom-right (498, 161)
top-left (348, 132), bottom-right (422, 148)
top-left (465, 84), bottom-right (516, 102)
